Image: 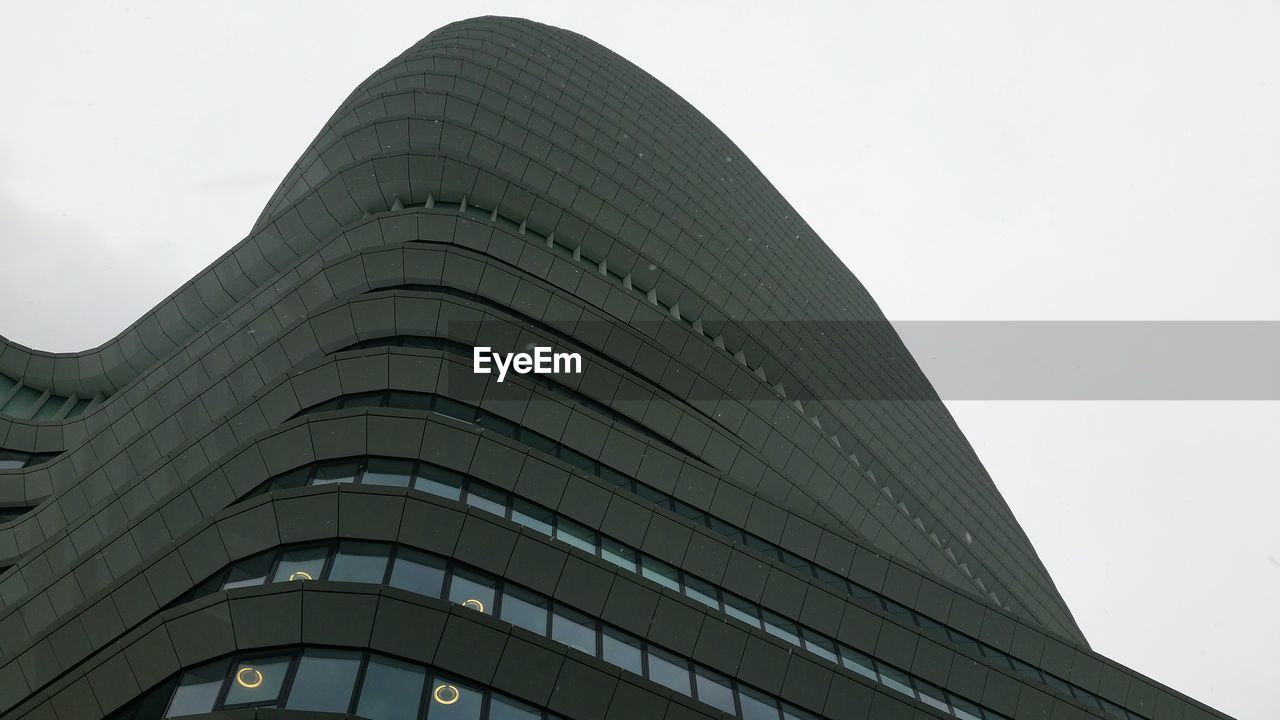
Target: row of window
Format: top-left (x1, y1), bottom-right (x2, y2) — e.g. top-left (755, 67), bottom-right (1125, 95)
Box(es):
top-left (183, 538), bottom-right (815, 720)
top-left (246, 458), bottom-right (1005, 720)
top-left (0, 449), bottom-right (60, 470)
top-left (0, 374), bottom-right (94, 421)
top-left (300, 385), bottom-right (1140, 720)
top-left (113, 646), bottom-right (563, 720)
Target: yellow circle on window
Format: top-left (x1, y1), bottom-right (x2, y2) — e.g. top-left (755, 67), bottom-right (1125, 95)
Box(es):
top-left (288, 570), bottom-right (313, 581)
top-left (235, 667), bottom-right (264, 689)
top-left (433, 684), bottom-right (460, 705)
top-left (462, 598), bottom-right (485, 612)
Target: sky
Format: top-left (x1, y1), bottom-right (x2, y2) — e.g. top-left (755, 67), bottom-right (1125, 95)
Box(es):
top-left (0, 2), bottom-right (1276, 718)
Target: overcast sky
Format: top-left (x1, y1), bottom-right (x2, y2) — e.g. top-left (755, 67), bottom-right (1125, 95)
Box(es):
top-left (0, 2), bottom-right (1276, 718)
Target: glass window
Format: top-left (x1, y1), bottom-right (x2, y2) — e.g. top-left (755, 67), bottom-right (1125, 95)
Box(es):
top-left (738, 686), bottom-right (780, 720)
top-left (414, 465), bottom-right (463, 500)
top-left (645, 647), bottom-right (691, 695)
top-left (269, 468), bottom-right (311, 492)
top-left (682, 576), bottom-right (719, 609)
top-left (551, 606), bottom-right (597, 655)
top-left (601, 627), bottom-right (643, 675)
top-left (510, 499), bottom-right (553, 535)
top-left (223, 654), bottom-right (292, 706)
top-left (951, 697), bottom-right (984, 720)
top-left (499, 586), bottom-right (549, 635)
top-left (694, 667), bottom-right (736, 715)
top-left (342, 391), bottom-right (386, 409)
top-left (782, 705), bottom-right (819, 720)
top-left (222, 553), bottom-right (273, 590)
top-left (434, 397), bottom-right (477, 423)
top-left (387, 391), bottom-right (436, 411)
top-left (389, 548), bottom-right (446, 598)
top-left (557, 446), bottom-right (595, 471)
top-left (640, 556), bottom-right (680, 591)
top-left (800, 629), bottom-right (837, 663)
top-left (554, 517), bottom-right (596, 554)
top-left (329, 542), bottom-right (391, 584)
top-left (463, 483), bottom-right (508, 516)
top-left (915, 681), bottom-right (951, 713)
top-left (166, 658), bottom-right (228, 717)
top-left (476, 412), bottom-right (519, 437)
top-left (313, 461), bottom-right (360, 485)
top-left (489, 694), bottom-right (542, 720)
top-left (426, 677), bottom-right (482, 720)
top-left (877, 664), bottom-right (915, 697)
top-left (761, 611), bottom-right (799, 646)
top-left (272, 545), bottom-right (328, 583)
top-left (722, 594), bottom-right (760, 627)
top-left (362, 458), bottom-right (415, 487)
top-left (447, 569), bottom-right (496, 614)
top-left (356, 655), bottom-right (427, 720)
top-left (285, 648), bottom-right (362, 713)
top-left (600, 538), bottom-right (637, 571)
top-left (839, 646), bottom-right (877, 681)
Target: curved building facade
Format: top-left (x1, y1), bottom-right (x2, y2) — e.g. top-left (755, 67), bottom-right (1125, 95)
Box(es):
top-left (0, 16), bottom-right (1230, 720)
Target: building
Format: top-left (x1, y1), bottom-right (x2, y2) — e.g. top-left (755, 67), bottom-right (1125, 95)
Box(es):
top-left (0, 15), bottom-right (1231, 720)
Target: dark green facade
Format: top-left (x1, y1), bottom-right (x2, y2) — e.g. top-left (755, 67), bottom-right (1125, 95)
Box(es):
top-left (0, 16), bottom-right (1230, 720)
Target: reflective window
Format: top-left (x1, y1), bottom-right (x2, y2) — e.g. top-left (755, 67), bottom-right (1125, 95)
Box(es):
top-left (554, 517), bottom-right (595, 553)
top-left (223, 654), bottom-right (291, 706)
top-left (356, 655), bottom-right (427, 720)
top-left (273, 545), bottom-right (328, 583)
top-left (723, 594), bottom-right (760, 627)
top-left (551, 606), bottom-right (596, 655)
top-left (464, 483), bottom-right (508, 516)
top-left (639, 556), bottom-right (679, 591)
top-left (695, 667), bottom-right (737, 715)
top-left (602, 627), bottom-right (643, 675)
top-left (166, 659), bottom-right (227, 717)
top-left (489, 695), bottom-right (543, 720)
top-left (285, 648), bottom-right (362, 712)
top-left (415, 465), bottom-right (463, 500)
top-left (499, 586), bottom-right (549, 635)
top-left (761, 611), bottom-right (799, 646)
top-left (448, 569), bottom-right (496, 614)
top-left (738, 686), bottom-right (780, 720)
top-left (646, 647), bottom-right (691, 695)
top-left (389, 548), bottom-right (446, 598)
top-left (363, 458), bottom-right (415, 487)
top-left (313, 462), bottom-right (359, 485)
top-left (510, 498), bottom-right (553, 535)
top-left (222, 554), bottom-right (272, 590)
top-left (600, 538), bottom-right (637, 571)
top-left (840, 646), bottom-right (877, 681)
top-left (329, 541), bottom-right (391, 584)
top-left (878, 664), bottom-right (915, 697)
top-left (426, 677), bottom-right (482, 719)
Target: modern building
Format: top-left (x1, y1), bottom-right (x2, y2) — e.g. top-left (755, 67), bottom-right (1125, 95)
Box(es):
top-left (0, 15), bottom-right (1231, 720)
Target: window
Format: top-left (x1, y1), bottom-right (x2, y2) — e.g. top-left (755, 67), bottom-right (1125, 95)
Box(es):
top-left (554, 517), bottom-right (596, 553)
top-left (223, 654), bottom-right (291, 706)
top-left (646, 647), bottom-right (691, 695)
top-left (600, 538), bottom-right (637, 571)
top-left (639, 556), bottom-right (680, 591)
top-left (694, 667), bottom-right (736, 715)
top-left (329, 541), bottom-right (391, 584)
top-left (761, 611), bottom-right (799, 645)
top-left (363, 458), bottom-right (415, 487)
top-left (839, 646), bottom-right (877, 681)
top-left (389, 548), bottom-right (446, 598)
top-left (723, 594), bottom-right (760, 627)
top-left (166, 658), bottom-right (228, 717)
top-left (448, 569), bottom-right (496, 614)
top-left (356, 656), bottom-right (427, 720)
top-left (272, 545), bottom-right (328, 583)
top-left (313, 461), bottom-right (359, 485)
top-left (602, 627), bottom-right (643, 675)
top-left (737, 686), bottom-right (780, 720)
top-left (221, 554), bottom-right (272, 590)
top-left (551, 606), bottom-right (597, 655)
top-left (427, 677), bottom-right (482, 719)
top-left (499, 586), bottom-right (549, 634)
top-left (415, 465), bottom-right (463, 500)
top-left (510, 498), bottom-right (553, 535)
top-left (877, 664), bottom-right (915, 698)
top-left (464, 483), bottom-right (508, 516)
top-left (489, 695), bottom-right (542, 720)
top-left (285, 648), bottom-right (362, 712)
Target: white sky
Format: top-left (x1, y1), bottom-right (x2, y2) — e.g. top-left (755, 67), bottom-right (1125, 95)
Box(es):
top-left (0, 2), bottom-right (1276, 718)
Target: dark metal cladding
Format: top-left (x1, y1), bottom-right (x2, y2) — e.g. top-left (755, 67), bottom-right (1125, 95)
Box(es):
top-left (0, 15), bottom-right (1231, 720)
